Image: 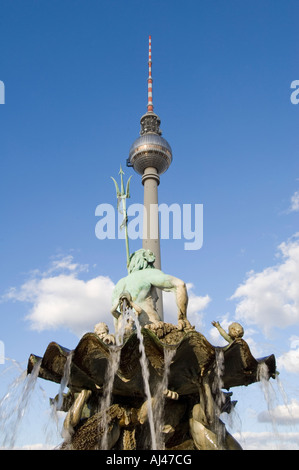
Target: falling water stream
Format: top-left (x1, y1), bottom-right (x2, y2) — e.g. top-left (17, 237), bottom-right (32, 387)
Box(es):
top-left (212, 348), bottom-right (226, 447)
top-left (0, 359), bottom-right (42, 448)
top-left (153, 348), bottom-right (176, 449)
top-left (129, 310), bottom-right (157, 450)
top-left (99, 345), bottom-right (124, 449)
top-left (99, 301), bottom-right (130, 450)
top-left (222, 362), bottom-right (294, 450)
top-left (98, 305), bottom-right (178, 450)
top-left (49, 350), bottom-right (74, 444)
top-left (257, 362), bottom-right (283, 448)
top-left (56, 351), bottom-right (74, 412)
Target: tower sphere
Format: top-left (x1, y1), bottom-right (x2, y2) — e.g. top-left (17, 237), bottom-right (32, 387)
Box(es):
top-left (128, 127), bottom-right (172, 176)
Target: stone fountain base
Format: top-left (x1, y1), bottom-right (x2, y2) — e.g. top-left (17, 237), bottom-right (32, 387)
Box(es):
top-left (27, 322), bottom-right (276, 450)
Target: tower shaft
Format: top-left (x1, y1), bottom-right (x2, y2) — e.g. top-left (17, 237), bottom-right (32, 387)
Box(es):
top-left (142, 167), bottom-right (161, 269)
top-left (142, 166), bottom-right (163, 318)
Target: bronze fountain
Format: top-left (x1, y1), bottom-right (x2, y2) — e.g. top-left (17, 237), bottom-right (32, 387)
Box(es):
top-left (27, 247), bottom-right (276, 450)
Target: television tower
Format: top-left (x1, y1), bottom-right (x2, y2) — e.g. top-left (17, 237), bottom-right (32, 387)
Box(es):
top-left (127, 36), bottom-right (173, 319)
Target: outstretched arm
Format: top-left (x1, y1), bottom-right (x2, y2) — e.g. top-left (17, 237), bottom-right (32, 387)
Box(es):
top-left (150, 271), bottom-right (190, 329)
top-left (111, 280), bottom-right (125, 319)
top-left (211, 321), bottom-right (232, 343)
top-left (111, 299), bottom-right (121, 320)
top-left (167, 276), bottom-right (188, 322)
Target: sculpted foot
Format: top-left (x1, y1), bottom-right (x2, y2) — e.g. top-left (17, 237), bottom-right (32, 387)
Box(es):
top-left (177, 319), bottom-right (193, 331)
top-left (144, 320), bottom-right (164, 330)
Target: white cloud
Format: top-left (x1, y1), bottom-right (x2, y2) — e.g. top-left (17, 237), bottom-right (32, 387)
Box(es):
top-left (24, 274), bottom-right (114, 335)
top-left (14, 443), bottom-right (56, 450)
top-left (233, 431), bottom-right (299, 450)
top-left (289, 190), bottom-right (299, 212)
top-left (186, 283), bottom-right (211, 329)
top-left (46, 254), bottom-right (89, 275)
top-left (258, 398), bottom-right (299, 425)
top-left (230, 233), bottom-right (299, 336)
top-left (4, 255), bottom-right (115, 337)
top-left (277, 336), bottom-right (299, 374)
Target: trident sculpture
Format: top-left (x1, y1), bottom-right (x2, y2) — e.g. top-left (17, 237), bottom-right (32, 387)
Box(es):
top-left (111, 166), bottom-right (132, 272)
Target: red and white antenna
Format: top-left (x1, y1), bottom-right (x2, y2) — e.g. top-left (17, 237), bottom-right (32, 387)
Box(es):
top-left (147, 35), bottom-right (153, 112)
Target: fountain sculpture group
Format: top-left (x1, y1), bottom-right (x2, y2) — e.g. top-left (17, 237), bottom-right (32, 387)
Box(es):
top-left (27, 248), bottom-right (276, 451)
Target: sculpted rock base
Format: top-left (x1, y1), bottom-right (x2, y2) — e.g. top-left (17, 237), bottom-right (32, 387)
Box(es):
top-left (27, 321), bottom-right (276, 450)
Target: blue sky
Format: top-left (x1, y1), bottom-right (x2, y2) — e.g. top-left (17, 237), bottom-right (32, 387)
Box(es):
top-left (1, 0), bottom-right (299, 449)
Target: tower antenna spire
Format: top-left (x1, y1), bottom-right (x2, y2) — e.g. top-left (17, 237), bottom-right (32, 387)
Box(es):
top-left (147, 35), bottom-right (153, 112)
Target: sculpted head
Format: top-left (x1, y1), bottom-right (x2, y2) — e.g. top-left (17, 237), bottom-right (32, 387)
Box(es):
top-left (228, 322), bottom-right (244, 340)
top-left (128, 249), bottom-right (156, 274)
top-left (94, 322), bottom-right (109, 336)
